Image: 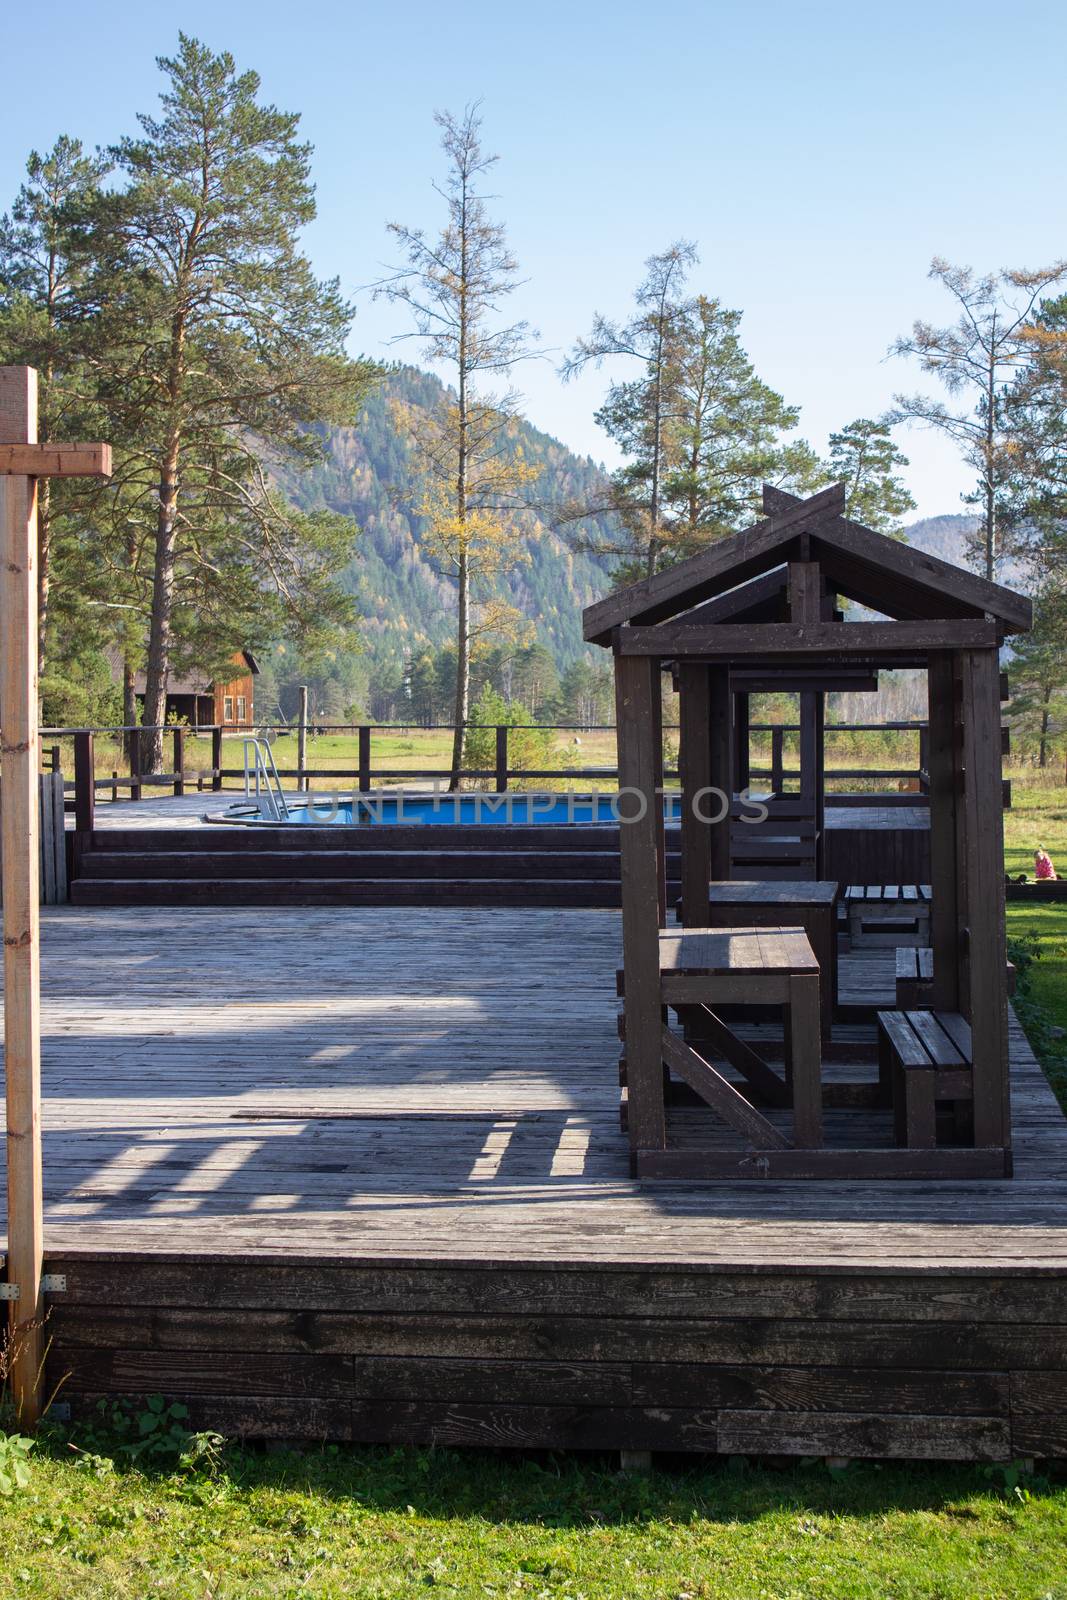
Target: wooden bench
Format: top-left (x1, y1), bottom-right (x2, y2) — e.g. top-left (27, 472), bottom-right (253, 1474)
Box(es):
top-left (895, 946), bottom-right (933, 1007)
top-left (876, 1009), bottom-right (972, 1149)
top-left (847, 884), bottom-right (931, 947)
top-left (895, 946), bottom-right (1017, 1009)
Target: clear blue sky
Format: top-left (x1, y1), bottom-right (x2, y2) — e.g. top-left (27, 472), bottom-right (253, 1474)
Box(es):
top-left (2, 0), bottom-right (1064, 518)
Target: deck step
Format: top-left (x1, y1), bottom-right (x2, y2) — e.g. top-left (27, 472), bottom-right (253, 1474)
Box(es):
top-left (76, 849), bottom-right (630, 882)
top-left (71, 876), bottom-right (686, 908)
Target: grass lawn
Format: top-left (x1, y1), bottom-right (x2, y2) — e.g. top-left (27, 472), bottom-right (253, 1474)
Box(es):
top-left (1, 1429), bottom-right (1065, 1600)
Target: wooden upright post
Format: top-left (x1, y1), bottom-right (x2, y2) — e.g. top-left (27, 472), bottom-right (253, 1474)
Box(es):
top-left (0, 367), bottom-right (110, 1423)
top-left (0, 368), bottom-right (43, 1422)
top-left (297, 686), bottom-right (309, 792)
top-left (927, 654), bottom-right (961, 1010)
top-left (678, 664), bottom-right (712, 927)
top-left (959, 648), bottom-right (1011, 1157)
top-left (708, 667), bottom-right (732, 881)
top-left (615, 652), bottom-right (667, 1158)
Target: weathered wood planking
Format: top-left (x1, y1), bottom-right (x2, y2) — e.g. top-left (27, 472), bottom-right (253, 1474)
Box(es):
top-left (1, 905), bottom-right (1065, 1457)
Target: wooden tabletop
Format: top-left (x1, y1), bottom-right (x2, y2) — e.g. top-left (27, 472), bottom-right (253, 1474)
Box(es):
top-left (705, 880), bottom-right (840, 907)
top-left (659, 925), bottom-right (819, 976)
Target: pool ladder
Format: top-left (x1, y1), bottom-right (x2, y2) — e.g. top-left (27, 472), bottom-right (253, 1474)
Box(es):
top-left (243, 737), bottom-right (290, 821)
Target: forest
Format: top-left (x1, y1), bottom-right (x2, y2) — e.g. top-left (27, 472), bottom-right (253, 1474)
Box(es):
top-left (2, 35), bottom-right (1067, 777)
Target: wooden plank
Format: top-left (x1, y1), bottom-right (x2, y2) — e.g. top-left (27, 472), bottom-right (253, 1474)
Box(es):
top-left (927, 653), bottom-right (960, 1010)
top-left (0, 442), bottom-right (111, 478)
top-left (685, 1006), bottom-right (790, 1108)
top-left (0, 366), bottom-right (44, 1423)
top-left (660, 1029), bottom-right (790, 1149)
top-left (762, 484), bottom-right (1032, 633)
top-left (616, 620), bottom-right (999, 658)
top-left (681, 662), bottom-right (713, 934)
top-left (716, 1408), bottom-right (1010, 1461)
top-left (615, 654), bottom-right (667, 1154)
top-left (636, 1147), bottom-right (1008, 1180)
top-left (960, 649), bottom-right (1010, 1149)
top-left (708, 666), bottom-right (732, 880)
top-left (788, 973), bottom-right (823, 1147)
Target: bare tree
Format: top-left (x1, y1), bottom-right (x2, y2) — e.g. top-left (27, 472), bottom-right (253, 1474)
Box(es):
top-left (891, 257), bottom-right (1067, 579)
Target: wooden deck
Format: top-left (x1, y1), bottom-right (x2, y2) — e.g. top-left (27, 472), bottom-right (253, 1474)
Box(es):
top-left (4, 906), bottom-right (1067, 1458)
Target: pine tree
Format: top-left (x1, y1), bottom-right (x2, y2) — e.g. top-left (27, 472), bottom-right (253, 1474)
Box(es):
top-left (378, 106), bottom-right (537, 789)
top-left (891, 257), bottom-right (1067, 578)
top-left (824, 417), bottom-right (915, 535)
top-left (86, 35), bottom-right (377, 770)
top-left (1007, 590), bottom-right (1067, 767)
top-left (0, 137), bottom-right (110, 680)
top-left (562, 242), bottom-right (696, 579)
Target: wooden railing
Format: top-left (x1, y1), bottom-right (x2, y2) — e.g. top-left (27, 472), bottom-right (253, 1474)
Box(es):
top-left (45, 720), bottom-right (933, 829)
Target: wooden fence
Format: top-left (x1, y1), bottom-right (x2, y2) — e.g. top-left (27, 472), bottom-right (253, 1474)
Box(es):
top-left (0, 769), bottom-right (67, 904)
top-left (51, 721), bottom-right (933, 818)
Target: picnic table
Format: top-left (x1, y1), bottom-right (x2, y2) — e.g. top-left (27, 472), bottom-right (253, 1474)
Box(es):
top-left (657, 925), bottom-right (823, 1150)
top-left (685, 880), bottom-right (840, 1040)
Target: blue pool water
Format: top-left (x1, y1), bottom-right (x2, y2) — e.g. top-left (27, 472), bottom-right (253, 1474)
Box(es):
top-left (239, 792), bottom-right (686, 826)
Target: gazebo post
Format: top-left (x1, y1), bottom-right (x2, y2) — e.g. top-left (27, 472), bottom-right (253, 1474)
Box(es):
top-left (959, 647), bottom-right (1011, 1156)
top-left (708, 666), bottom-right (732, 881)
top-left (615, 651), bottom-right (667, 1157)
top-left (733, 690), bottom-right (750, 792)
top-left (927, 652), bottom-right (961, 1010)
top-left (678, 663), bottom-right (712, 927)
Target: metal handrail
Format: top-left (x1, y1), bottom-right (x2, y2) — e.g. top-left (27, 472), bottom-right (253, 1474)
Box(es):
top-left (243, 737), bottom-right (289, 821)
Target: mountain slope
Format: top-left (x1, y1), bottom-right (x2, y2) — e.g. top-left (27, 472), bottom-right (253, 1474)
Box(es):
top-left (285, 366), bottom-right (618, 668)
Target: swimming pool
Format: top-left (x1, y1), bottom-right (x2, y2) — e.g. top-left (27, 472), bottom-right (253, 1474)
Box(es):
top-left (224, 791), bottom-right (687, 827)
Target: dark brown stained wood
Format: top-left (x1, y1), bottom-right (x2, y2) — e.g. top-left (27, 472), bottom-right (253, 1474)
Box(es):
top-left (687, 1006), bottom-right (790, 1108)
top-left (66, 1390), bottom-right (353, 1441)
top-left (762, 484), bottom-right (1032, 633)
top-left (42, 1270), bottom-right (1067, 1327)
top-left (927, 653), bottom-right (960, 1009)
top-left (681, 659), bottom-right (713, 928)
top-left (677, 568), bottom-right (790, 627)
top-left (582, 484), bottom-right (847, 641)
top-left (636, 1148), bottom-right (1008, 1180)
top-left (615, 654), bottom-right (667, 1153)
top-left (47, 1305), bottom-right (1067, 1370)
top-left (708, 666), bottom-right (733, 880)
top-left (789, 561), bottom-right (824, 623)
top-left (615, 619), bottom-right (999, 658)
top-left (733, 692), bottom-right (751, 791)
top-left (716, 1408), bottom-right (1010, 1460)
top-left (960, 649), bottom-right (1010, 1147)
top-left (50, 1348), bottom-right (354, 1398)
top-left (630, 1363), bottom-right (1010, 1415)
top-left (660, 1029), bottom-right (790, 1150)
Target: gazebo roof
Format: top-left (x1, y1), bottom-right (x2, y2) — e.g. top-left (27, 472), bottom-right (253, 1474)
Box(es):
top-left (583, 483), bottom-right (1032, 645)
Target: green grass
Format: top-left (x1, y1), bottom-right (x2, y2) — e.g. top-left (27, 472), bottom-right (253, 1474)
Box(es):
top-left (1, 1427), bottom-right (1065, 1599)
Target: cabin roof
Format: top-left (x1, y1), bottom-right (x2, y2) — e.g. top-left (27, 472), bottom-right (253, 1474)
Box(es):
top-left (582, 483), bottom-right (1032, 643)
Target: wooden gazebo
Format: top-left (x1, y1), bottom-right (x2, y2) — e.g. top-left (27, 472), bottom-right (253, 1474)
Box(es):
top-left (584, 483), bottom-right (1032, 1180)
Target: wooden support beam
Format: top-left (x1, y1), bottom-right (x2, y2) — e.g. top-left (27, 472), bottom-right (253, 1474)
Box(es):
top-left (733, 692), bottom-right (750, 791)
top-left (615, 620), bottom-right (999, 658)
top-left (0, 367), bottom-right (110, 1425)
top-left (0, 368), bottom-right (43, 1424)
top-left (789, 561), bottom-right (824, 623)
top-left (959, 649), bottom-right (1011, 1152)
top-left (615, 654), bottom-right (667, 1155)
top-left (687, 1005), bottom-right (790, 1107)
top-left (927, 654), bottom-right (960, 1010)
top-left (0, 442), bottom-right (111, 478)
top-left (660, 1029), bottom-right (789, 1150)
top-left (678, 664), bottom-right (712, 927)
top-left (709, 667), bottom-right (732, 880)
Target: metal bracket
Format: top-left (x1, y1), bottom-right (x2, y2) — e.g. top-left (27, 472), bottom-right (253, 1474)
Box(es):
top-left (0, 1274), bottom-right (67, 1301)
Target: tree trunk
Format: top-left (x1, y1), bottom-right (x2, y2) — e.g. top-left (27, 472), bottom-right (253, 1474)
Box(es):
top-left (142, 426), bottom-right (181, 773)
top-left (449, 551), bottom-right (470, 791)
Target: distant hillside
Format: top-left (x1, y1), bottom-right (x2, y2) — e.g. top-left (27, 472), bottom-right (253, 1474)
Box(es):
top-left (283, 366), bottom-right (618, 669)
top-left (901, 512), bottom-right (981, 567)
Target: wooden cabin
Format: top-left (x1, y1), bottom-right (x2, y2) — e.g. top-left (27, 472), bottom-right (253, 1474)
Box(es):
top-left (112, 649), bottom-right (259, 729)
top-left (584, 483), bottom-right (1031, 1181)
